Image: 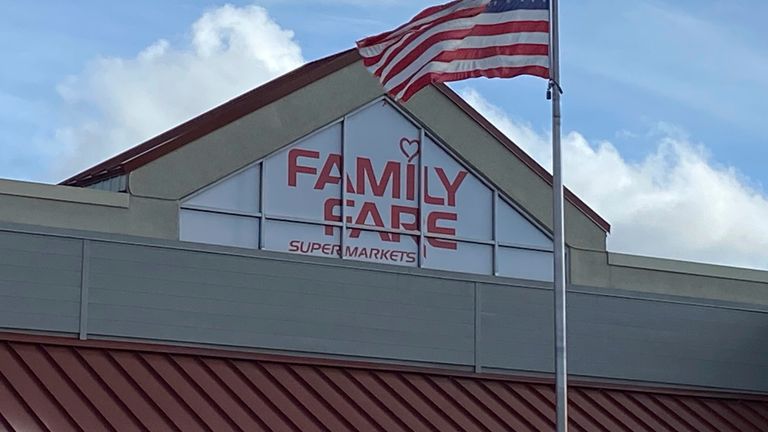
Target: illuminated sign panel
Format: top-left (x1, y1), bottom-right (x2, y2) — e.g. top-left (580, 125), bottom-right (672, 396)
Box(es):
top-left (181, 98), bottom-right (554, 281)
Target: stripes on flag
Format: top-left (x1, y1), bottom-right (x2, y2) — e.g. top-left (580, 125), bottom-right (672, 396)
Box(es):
top-left (356, 0), bottom-right (550, 102)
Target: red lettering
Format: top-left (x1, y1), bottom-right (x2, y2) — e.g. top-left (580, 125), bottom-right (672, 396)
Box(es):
top-left (346, 174), bottom-right (355, 193)
top-left (314, 154), bottom-right (342, 190)
top-left (424, 167), bottom-right (444, 205)
top-left (288, 240), bottom-right (300, 252)
top-left (436, 168), bottom-right (467, 206)
top-left (357, 158), bottom-right (401, 198)
top-left (427, 211), bottom-right (457, 250)
top-left (390, 205), bottom-right (418, 243)
top-left (324, 198), bottom-right (341, 236)
top-left (345, 246), bottom-right (359, 258)
top-left (296, 241), bottom-right (312, 253)
top-left (406, 164), bottom-right (417, 201)
top-left (353, 202), bottom-right (391, 241)
top-left (288, 149), bottom-right (319, 187)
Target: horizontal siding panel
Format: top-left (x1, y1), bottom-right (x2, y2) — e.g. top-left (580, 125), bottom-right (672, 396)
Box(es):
top-left (0, 231), bottom-right (82, 334)
top-left (87, 242), bottom-right (476, 366)
top-left (0, 263), bottom-right (80, 287)
top-left (0, 231), bottom-right (82, 256)
top-left (0, 310), bottom-right (79, 333)
top-left (88, 304), bottom-right (473, 364)
top-left (92, 242), bottom-right (472, 298)
top-left (88, 317), bottom-right (473, 364)
top-left (567, 292), bottom-right (768, 392)
top-left (0, 296), bottom-right (79, 317)
top-left (569, 292), bottom-right (768, 332)
top-left (89, 282), bottom-right (472, 323)
top-left (0, 279), bottom-right (82, 302)
top-left (568, 323), bottom-right (768, 366)
top-left (88, 268), bottom-right (472, 316)
top-left (480, 283), bottom-right (768, 392)
top-left (479, 283), bottom-right (554, 372)
top-left (89, 287), bottom-right (474, 335)
top-left (0, 248), bottom-right (82, 271)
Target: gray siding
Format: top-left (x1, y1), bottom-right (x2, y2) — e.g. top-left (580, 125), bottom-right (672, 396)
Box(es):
top-left (0, 225), bottom-right (767, 393)
top-left (87, 241), bottom-right (475, 365)
top-left (479, 283), bottom-right (554, 372)
top-left (480, 283), bottom-right (768, 392)
top-left (0, 230), bottom-right (82, 332)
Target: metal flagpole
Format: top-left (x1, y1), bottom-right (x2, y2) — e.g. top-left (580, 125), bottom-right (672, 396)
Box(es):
top-left (549, 0), bottom-right (568, 431)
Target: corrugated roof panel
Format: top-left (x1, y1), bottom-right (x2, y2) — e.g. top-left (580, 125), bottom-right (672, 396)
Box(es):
top-left (0, 333), bottom-right (767, 431)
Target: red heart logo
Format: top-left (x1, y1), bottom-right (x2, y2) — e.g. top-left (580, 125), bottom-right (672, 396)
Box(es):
top-left (400, 138), bottom-right (420, 163)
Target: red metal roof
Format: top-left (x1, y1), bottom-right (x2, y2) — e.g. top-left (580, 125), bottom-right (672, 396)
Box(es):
top-left (0, 332), bottom-right (765, 432)
top-left (58, 49), bottom-right (610, 233)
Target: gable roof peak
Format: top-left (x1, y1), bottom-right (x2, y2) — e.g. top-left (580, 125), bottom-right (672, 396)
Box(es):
top-left (59, 48), bottom-right (609, 233)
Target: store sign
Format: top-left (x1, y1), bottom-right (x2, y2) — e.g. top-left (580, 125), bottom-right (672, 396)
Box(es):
top-left (182, 99), bottom-right (553, 279)
top-left (262, 101), bottom-right (494, 269)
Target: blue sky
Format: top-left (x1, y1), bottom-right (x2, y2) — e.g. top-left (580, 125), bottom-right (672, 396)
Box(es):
top-left (1, 0), bottom-right (767, 268)
top-left (3, 0), bottom-right (767, 183)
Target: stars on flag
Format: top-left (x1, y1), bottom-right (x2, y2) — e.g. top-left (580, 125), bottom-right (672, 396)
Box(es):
top-left (487, 0), bottom-right (549, 13)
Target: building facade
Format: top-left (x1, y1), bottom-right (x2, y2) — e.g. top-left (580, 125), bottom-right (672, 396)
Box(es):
top-left (0, 49), bottom-right (767, 431)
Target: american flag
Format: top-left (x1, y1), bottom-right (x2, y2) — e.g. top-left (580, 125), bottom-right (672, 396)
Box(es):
top-left (356, 0), bottom-right (550, 102)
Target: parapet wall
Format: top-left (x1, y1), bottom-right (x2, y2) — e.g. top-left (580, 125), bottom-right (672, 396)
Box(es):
top-left (0, 178), bottom-right (177, 239)
top-left (571, 247), bottom-right (768, 306)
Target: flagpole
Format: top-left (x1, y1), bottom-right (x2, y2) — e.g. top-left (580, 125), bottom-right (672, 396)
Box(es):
top-left (549, 0), bottom-right (568, 431)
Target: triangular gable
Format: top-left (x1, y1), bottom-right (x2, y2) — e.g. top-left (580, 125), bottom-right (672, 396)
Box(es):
top-left (58, 49), bottom-right (609, 263)
top-left (59, 49), bottom-right (608, 236)
top-left (181, 98), bottom-right (554, 281)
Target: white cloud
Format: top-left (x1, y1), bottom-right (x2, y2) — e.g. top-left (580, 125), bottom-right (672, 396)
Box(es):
top-left (461, 88), bottom-right (768, 270)
top-left (54, 4), bottom-right (304, 180)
